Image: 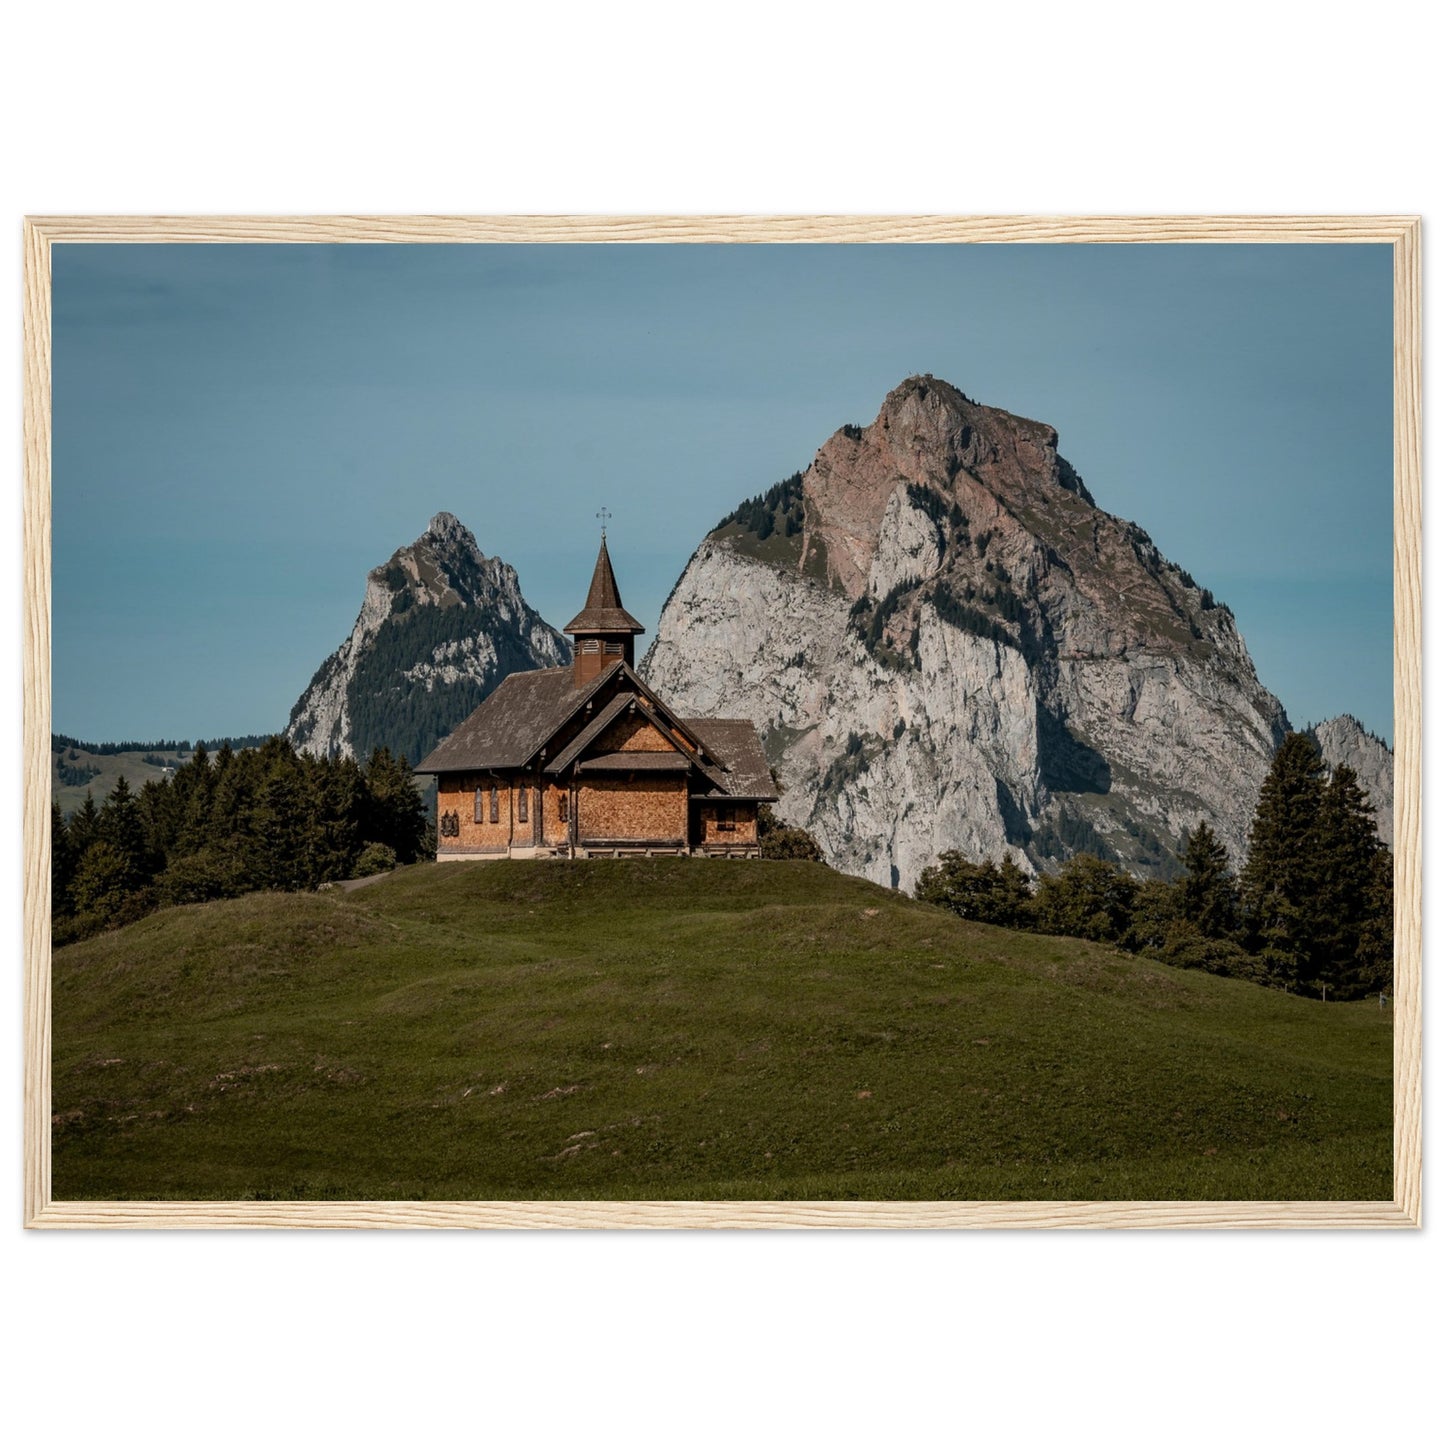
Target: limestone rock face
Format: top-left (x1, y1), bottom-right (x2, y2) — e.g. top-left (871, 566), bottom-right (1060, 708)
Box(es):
top-left (287, 513), bottom-right (568, 762)
top-left (642, 375), bottom-right (1299, 890)
top-left (1313, 714), bottom-right (1394, 845)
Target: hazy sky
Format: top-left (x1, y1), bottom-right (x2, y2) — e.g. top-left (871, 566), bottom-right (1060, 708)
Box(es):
top-left (52, 242), bottom-right (1394, 746)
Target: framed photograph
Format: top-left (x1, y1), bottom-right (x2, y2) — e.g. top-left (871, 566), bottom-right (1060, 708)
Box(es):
top-left (22, 215), bottom-right (1421, 1228)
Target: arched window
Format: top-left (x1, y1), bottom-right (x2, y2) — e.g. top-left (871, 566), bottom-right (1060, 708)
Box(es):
top-left (489, 785), bottom-right (499, 824)
top-left (559, 792), bottom-right (570, 823)
top-left (518, 786), bottom-right (528, 823)
top-left (474, 787), bottom-right (483, 824)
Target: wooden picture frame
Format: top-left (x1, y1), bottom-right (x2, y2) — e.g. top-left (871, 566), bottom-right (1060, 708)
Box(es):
top-left (23, 214), bottom-right (1422, 1229)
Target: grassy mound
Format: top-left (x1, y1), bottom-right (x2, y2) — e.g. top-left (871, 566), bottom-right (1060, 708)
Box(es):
top-left (52, 860), bottom-right (1392, 1201)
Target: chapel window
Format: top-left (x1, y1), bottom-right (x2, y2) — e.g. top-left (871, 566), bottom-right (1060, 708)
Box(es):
top-left (474, 787), bottom-right (483, 824)
top-left (559, 793), bottom-right (570, 823)
top-left (518, 787), bottom-right (528, 823)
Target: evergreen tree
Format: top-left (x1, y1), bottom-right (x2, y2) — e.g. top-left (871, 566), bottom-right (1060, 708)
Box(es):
top-left (51, 801), bottom-right (76, 919)
top-left (363, 748), bottom-right (428, 864)
top-left (1176, 822), bottom-right (1238, 938)
top-left (174, 744), bottom-right (215, 856)
top-left (310, 753), bottom-right (366, 882)
top-left (68, 791), bottom-right (101, 858)
top-left (250, 738), bottom-right (311, 890)
top-left (71, 840), bottom-right (139, 918)
top-left (1239, 732), bottom-right (1328, 987)
top-left (1122, 878), bottom-right (1178, 954)
top-left (1353, 849), bottom-right (1394, 997)
top-left (96, 776), bottom-right (154, 894)
top-left (1312, 764), bottom-right (1387, 997)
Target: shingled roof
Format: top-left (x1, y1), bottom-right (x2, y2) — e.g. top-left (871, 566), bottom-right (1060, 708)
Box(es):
top-left (414, 660), bottom-right (777, 802)
top-left (415, 663), bottom-right (618, 773)
top-left (685, 719), bottom-right (777, 800)
top-left (563, 536), bottom-right (645, 635)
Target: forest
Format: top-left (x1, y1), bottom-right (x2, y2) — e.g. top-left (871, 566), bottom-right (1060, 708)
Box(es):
top-left (51, 736), bottom-right (430, 945)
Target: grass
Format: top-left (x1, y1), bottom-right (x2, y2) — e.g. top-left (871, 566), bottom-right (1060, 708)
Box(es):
top-left (52, 744), bottom-right (185, 817)
top-left (51, 860), bottom-right (1393, 1202)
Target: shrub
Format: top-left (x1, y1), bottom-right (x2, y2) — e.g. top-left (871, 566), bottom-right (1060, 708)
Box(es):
top-left (1159, 924), bottom-right (1268, 985)
top-left (758, 806), bottom-right (823, 862)
top-left (157, 848), bottom-right (252, 906)
top-left (354, 842), bottom-right (398, 878)
top-left (915, 853), bottom-right (1035, 928)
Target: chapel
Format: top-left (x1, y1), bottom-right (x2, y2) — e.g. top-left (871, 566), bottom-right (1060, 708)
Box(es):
top-left (417, 533), bottom-right (775, 858)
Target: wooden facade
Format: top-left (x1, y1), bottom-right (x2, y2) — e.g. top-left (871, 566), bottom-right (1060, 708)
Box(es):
top-left (419, 538), bottom-right (777, 860)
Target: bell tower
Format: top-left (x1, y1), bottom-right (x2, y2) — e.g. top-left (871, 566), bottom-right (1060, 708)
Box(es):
top-left (564, 511), bottom-right (645, 687)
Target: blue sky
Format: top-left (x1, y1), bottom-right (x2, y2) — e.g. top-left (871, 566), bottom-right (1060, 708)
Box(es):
top-left (52, 242), bottom-right (1394, 746)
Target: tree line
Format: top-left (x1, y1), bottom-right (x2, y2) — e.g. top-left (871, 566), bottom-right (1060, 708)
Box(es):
top-left (52, 731), bottom-right (273, 757)
top-left (915, 733), bottom-right (1392, 1000)
top-left (51, 736), bottom-right (430, 945)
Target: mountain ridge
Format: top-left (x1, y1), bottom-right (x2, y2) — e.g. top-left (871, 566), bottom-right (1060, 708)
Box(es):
top-left (286, 512), bottom-right (568, 763)
top-left (641, 375), bottom-right (1390, 888)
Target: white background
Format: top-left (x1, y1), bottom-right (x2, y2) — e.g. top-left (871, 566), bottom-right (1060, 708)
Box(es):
top-left (3, 4), bottom-right (1439, 1441)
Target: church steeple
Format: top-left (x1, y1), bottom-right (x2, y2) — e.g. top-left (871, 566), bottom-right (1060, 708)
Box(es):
top-left (565, 533), bottom-right (645, 686)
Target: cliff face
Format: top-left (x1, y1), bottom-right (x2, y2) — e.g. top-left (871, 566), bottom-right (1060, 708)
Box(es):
top-left (286, 513), bottom-right (568, 763)
top-left (1313, 714), bottom-right (1395, 845)
top-left (642, 376), bottom-right (1295, 890)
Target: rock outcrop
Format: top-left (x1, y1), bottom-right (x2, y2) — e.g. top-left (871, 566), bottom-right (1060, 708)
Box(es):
top-left (287, 513), bottom-right (568, 763)
top-left (1312, 714), bottom-right (1394, 845)
top-left (642, 376), bottom-right (1299, 890)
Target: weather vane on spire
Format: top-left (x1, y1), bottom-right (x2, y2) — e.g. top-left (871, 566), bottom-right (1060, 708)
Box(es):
top-left (596, 506), bottom-right (612, 538)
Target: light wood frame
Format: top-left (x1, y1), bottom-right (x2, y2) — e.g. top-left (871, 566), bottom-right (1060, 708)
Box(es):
top-left (22, 215), bottom-right (1422, 1229)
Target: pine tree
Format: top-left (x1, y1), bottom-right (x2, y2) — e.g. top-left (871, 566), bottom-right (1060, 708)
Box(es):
top-left (1239, 732), bottom-right (1327, 987)
top-left (310, 754), bottom-right (366, 882)
top-left (1176, 822), bottom-right (1238, 938)
top-left (363, 748), bottom-right (428, 864)
top-left (97, 776), bottom-right (154, 894)
top-left (174, 744), bottom-right (215, 855)
top-left (1312, 764), bottom-right (1386, 997)
top-left (251, 738), bottom-right (311, 890)
top-left (51, 801), bottom-right (76, 919)
top-left (68, 791), bottom-right (101, 858)
top-left (1353, 849), bottom-right (1394, 997)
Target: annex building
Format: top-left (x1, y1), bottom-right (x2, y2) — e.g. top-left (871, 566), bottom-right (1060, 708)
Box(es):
top-left (417, 535), bottom-right (776, 859)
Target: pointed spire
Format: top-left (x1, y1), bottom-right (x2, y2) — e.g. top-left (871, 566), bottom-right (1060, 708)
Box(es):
top-left (564, 535), bottom-right (645, 636)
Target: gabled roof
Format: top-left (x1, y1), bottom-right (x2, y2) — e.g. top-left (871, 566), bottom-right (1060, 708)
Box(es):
top-left (563, 536), bottom-right (645, 635)
top-left (414, 662), bottom-right (619, 773)
top-left (543, 693), bottom-right (637, 775)
top-left (415, 658), bottom-right (777, 802)
top-left (685, 719), bottom-right (778, 800)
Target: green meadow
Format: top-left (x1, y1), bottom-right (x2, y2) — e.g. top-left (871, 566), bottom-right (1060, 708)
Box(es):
top-left (51, 860), bottom-right (1392, 1202)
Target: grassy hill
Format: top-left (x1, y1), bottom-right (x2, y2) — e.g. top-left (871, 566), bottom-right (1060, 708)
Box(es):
top-left (51, 861), bottom-right (1393, 1202)
top-left (51, 742), bottom-right (188, 817)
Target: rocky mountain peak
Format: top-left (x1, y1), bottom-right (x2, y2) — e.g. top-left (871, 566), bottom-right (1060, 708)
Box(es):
top-left (425, 509), bottom-right (471, 544)
top-left (287, 515), bottom-right (567, 763)
top-left (1312, 715), bottom-right (1394, 844)
top-left (643, 374), bottom-right (1322, 889)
